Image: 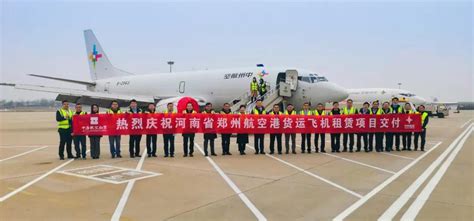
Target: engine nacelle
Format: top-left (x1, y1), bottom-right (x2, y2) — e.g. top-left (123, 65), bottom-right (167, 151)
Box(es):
top-left (155, 96), bottom-right (200, 113)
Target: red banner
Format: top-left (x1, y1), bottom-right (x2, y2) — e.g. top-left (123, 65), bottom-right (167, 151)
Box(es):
top-left (72, 113), bottom-right (422, 136)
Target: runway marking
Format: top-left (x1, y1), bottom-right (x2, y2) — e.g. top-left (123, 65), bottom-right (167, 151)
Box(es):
top-left (380, 152), bottom-right (415, 160)
top-left (401, 126), bottom-right (473, 220)
top-left (0, 146), bottom-right (48, 162)
top-left (246, 144), bottom-right (363, 199)
top-left (111, 151), bottom-right (148, 221)
top-left (321, 153), bottom-right (396, 174)
top-left (333, 141), bottom-right (443, 221)
top-left (460, 119), bottom-right (473, 128)
top-left (195, 143), bottom-right (267, 221)
top-left (0, 158), bottom-right (76, 202)
top-left (379, 124), bottom-right (473, 220)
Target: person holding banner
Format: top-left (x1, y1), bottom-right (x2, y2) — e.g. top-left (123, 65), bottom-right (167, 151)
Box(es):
top-left (314, 103), bottom-right (327, 153)
top-left (402, 103), bottom-right (415, 151)
top-left (329, 102), bottom-right (342, 153)
top-left (391, 97), bottom-right (403, 151)
top-left (269, 104), bottom-right (283, 154)
top-left (56, 100), bottom-right (74, 160)
top-left (89, 104), bottom-right (101, 159)
top-left (128, 99), bottom-right (143, 158)
top-left (236, 105), bottom-right (248, 155)
top-left (203, 102), bottom-right (217, 156)
top-left (414, 105), bottom-right (429, 151)
top-left (107, 100), bottom-right (123, 158)
top-left (73, 103), bottom-right (87, 159)
top-left (342, 99), bottom-right (358, 152)
top-left (182, 102), bottom-right (197, 157)
top-left (299, 102), bottom-right (312, 154)
top-left (145, 103), bottom-right (158, 157)
top-left (381, 101), bottom-right (393, 152)
top-left (284, 104), bottom-right (297, 154)
top-left (220, 103), bottom-right (232, 155)
top-left (370, 101), bottom-right (384, 152)
top-left (163, 103), bottom-right (176, 157)
top-left (356, 102), bottom-right (371, 152)
top-left (253, 100), bottom-right (266, 154)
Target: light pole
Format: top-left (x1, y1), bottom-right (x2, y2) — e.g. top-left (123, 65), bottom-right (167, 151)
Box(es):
top-left (167, 61), bottom-right (174, 73)
top-left (398, 82), bottom-right (402, 89)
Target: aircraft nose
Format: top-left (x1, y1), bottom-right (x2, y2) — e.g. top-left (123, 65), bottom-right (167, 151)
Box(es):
top-left (415, 96), bottom-right (427, 105)
top-left (328, 82), bottom-right (349, 101)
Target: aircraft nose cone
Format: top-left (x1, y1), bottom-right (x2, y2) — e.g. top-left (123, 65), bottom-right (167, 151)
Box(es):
top-left (330, 83), bottom-right (349, 101)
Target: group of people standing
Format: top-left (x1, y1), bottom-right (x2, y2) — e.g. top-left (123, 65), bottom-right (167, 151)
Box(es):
top-left (56, 96), bottom-right (429, 160)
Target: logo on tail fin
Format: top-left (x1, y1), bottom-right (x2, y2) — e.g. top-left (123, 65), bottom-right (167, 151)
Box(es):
top-left (89, 44), bottom-right (103, 69)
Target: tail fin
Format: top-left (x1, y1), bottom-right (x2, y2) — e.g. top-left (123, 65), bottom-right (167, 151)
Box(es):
top-left (84, 29), bottom-right (133, 80)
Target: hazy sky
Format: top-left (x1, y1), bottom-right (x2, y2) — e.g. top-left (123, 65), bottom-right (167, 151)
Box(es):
top-left (1, 1), bottom-right (472, 102)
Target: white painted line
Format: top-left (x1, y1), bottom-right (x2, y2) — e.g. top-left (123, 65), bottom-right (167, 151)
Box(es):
top-left (322, 153), bottom-right (396, 174)
top-left (196, 143), bottom-right (267, 221)
top-left (111, 151), bottom-right (148, 221)
top-left (377, 124), bottom-right (473, 220)
top-left (333, 141), bottom-right (443, 221)
top-left (460, 119), bottom-right (473, 128)
top-left (0, 146), bottom-right (48, 162)
top-left (380, 152), bottom-right (415, 160)
top-left (247, 144), bottom-right (363, 199)
top-left (401, 126), bottom-right (473, 220)
top-left (0, 158), bottom-right (75, 202)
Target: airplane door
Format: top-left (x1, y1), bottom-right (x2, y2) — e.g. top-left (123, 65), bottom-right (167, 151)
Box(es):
top-left (285, 70), bottom-right (298, 91)
top-left (104, 82), bottom-right (110, 93)
top-left (179, 81), bottom-right (185, 93)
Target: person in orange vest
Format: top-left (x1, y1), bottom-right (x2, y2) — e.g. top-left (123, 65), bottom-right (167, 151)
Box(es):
top-left (269, 104), bottom-right (283, 154)
top-left (72, 103), bottom-right (87, 159)
top-left (203, 102), bottom-right (217, 156)
top-left (414, 105), bottom-right (429, 151)
top-left (56, 100), bottom-right (74, 160)
top-left (182, 102), bottom-right (197, 157)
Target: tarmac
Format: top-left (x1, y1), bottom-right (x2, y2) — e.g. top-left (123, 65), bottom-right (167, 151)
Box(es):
top-left (0, 111), bottom-right (472, 221)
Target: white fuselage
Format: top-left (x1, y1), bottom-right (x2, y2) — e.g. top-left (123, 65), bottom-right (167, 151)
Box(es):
top-left (90, 67), bottom-right (349, 108)
top-left (345, 88), bottom-right (427, 106)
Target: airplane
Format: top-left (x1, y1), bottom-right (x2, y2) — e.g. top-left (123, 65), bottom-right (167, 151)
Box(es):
top-left (0, 29), bottom-right (349, 112)
top-left (343, 88), bottom-right (428, 106)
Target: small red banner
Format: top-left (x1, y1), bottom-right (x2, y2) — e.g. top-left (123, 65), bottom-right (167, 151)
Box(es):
top-left (73, 113), bottom-right (422, 136)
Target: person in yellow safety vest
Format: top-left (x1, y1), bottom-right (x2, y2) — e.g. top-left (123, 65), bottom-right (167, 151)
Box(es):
top-left (342, 99), bottom-right (358, 152)
top-left (356, 102), bottom-right (372, 152)
top-left (381, 101), bottom-right (394, 152)
top-left (313, 103), bottom-right (327, 153)
top-left (73, 103), bottom-right (87, 159)
top-left (391, 97), bottom-right (404, 151)
top-left (253, 99), bottom-right (266, 154)
top-left (284, 104), bottom-right (297, 154)
top-left (258, 78), bottom-right (267, 99)
top-left (163, 102), bottom-right (177, 157)
top-left (56, 100), bottom-right (74, 160)
top-left (370, 100), bottom-right (384, 152)
top-left (329, 102), bottom-right (342, 153)
top-left (401, 103), bottom-right (416, 151)
top-left (182, 102), bottom-right (197, 157)
top-left (299, 102), bottom-right (312, 154)
top-left (250, 77), bottom-right (259, 102)
top-left (414, 105), bottom-right (429, 151)
top-left (236, 105), bottom-right (249, 155)
top-left (220, 102), bottom-right (233, 155)
top-left (269, 104), bottom-right (283, 154)
top-left (145, 103), bottom-right (158, 158)
top-left (203, 102), bottom-right (217, 156)
top-left (128, 99), bottom-right (143, 158)
top-left (107, 100), bottom-right (123, 158)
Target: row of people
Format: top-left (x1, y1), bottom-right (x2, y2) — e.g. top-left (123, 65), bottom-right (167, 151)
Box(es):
top-left (56, 97), bottom-right (428, 160)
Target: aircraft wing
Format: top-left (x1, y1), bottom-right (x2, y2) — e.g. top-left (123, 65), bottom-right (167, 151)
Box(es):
top-left (1, 83), bottom-right (155, 107)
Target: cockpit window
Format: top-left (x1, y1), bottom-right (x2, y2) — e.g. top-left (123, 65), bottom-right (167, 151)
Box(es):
top-left (399, 93), bottom-right (415, 97)
top-left (298, 74), bottom-right (329, 83)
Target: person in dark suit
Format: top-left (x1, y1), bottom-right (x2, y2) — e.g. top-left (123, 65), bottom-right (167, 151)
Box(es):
top-left (236, 105), bottom-right (249, 155)
top-left (203, 102), bottom-right (217, 156)
top-left (128, 99), bottom-right (143, 158)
